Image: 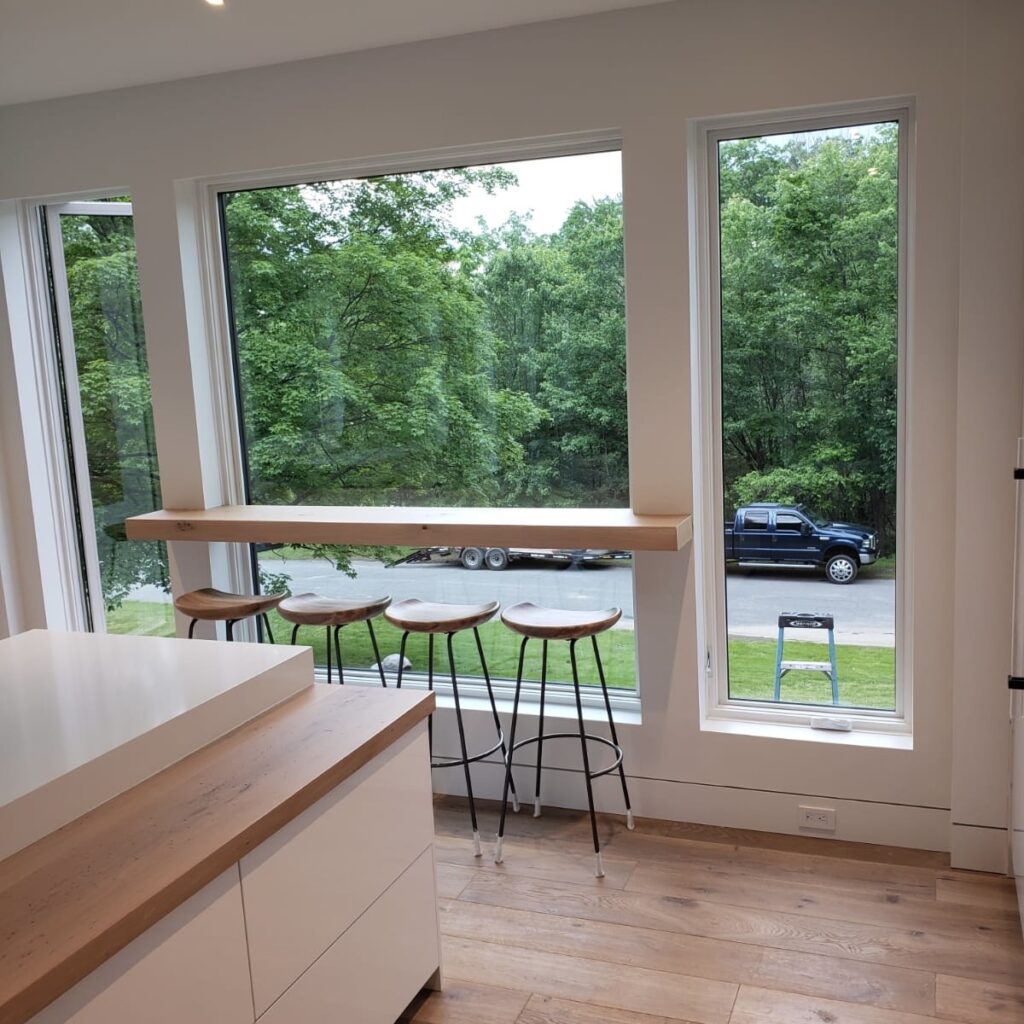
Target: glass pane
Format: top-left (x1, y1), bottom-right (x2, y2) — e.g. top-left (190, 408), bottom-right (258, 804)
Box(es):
top-left (718, 122), bottom-right (899, 711)
top-left (221, 152), bottom-right (635, 688)
top-left (56, 212), bottom-right (171, 635)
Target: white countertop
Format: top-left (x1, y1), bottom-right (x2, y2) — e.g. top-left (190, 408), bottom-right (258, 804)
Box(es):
top-left (0, 630), bottom-right (313, 858)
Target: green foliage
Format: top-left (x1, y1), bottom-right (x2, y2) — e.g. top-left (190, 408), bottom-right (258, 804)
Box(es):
top-left (222, 169), bottom-right (630, 573)
top-left (59, 214), bottom-right (169, 611)
top-left (719, 124), bottom-right (899, 547)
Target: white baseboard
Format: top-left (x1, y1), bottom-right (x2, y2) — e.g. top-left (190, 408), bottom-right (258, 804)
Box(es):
top-left (950, 822), bottom-right (1009, 873)
top-left (432, 754), bottom-right (951, 854)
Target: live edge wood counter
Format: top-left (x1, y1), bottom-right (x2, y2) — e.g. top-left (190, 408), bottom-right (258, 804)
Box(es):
top-left (126, 504), bottom-right (693, 552)
top-left (0, 684), bottom-right (435, 1024)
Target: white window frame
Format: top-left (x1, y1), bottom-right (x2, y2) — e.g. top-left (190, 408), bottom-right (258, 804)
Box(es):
top-left (187, 133), bottom-right (643, 711)
top-left (690, 100), bottom-right (912, 735)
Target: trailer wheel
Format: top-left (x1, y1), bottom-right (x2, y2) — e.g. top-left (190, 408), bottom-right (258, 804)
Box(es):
top-left (461, 547), bottom-right (485, 570)
top-left (484, 547), bottom-right (509, 571)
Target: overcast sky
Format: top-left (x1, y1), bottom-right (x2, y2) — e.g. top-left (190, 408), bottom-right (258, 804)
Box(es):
top-left (448, 150), bottom-right (622, 235)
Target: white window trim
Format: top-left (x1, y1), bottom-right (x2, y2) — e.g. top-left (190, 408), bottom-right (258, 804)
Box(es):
top-left (184, 131), bottom-right (643, 704)
top-left (0, 194), bottom-right (139, 633)
top-left (689, 99), bottom-right (913, 736)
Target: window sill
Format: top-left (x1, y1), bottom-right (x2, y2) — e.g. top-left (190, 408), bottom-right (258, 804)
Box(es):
top-left (701, 713), bottom-right (913, 750)
top-left (332, 671), bottom-right (643, 726)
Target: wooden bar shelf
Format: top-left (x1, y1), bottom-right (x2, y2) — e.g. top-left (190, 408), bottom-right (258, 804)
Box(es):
top-left (126, 504), bottom-right (693, 552)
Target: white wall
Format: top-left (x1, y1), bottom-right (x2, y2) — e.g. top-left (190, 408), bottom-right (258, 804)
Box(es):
top-left (0, 0), bottom-right (1021, 866)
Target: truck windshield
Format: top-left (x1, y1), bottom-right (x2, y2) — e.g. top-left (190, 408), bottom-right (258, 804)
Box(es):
top-left (795, 505), bottom-right (828, 528)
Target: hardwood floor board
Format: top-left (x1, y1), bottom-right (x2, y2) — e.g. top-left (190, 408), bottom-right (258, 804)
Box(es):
top-left (728, 986), bottom-right (940, 1024)
top-left (517, 994), bottom-right (672, 1024)
top-left (936, 874), bottom-right (1020, 911)
top-left (600, 829), bottom-right (940, 897)
top-left (432, 796), bottom-right (949, 869)
top-left (434, 798), bottom-right (595, 845)
top-left (439, 897), bottom-right (935, 1014)
top-left (456, 872), bottom-right (1024, 985)
top-left (437, 861), bottom-right (478, 899)
top-left (441, 935), bottom-right (736, 1023)
top-left (935, 974), bottom-right (1024, 1023)
top-left (434, 833), bottom-right (637, 889)
top-left (626, 860), bottom-right (1021, 939)
top-left (401, 980), bottom-right (530, 1023)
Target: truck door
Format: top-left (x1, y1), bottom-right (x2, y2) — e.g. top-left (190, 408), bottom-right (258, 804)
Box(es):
top-left (772, 511), bottom-right (817, 563)
top-left (735, 509), bottom-right (772, 561)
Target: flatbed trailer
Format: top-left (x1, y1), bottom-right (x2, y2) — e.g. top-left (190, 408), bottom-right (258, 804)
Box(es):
top-left (391, 546), bottom-right (630, 570)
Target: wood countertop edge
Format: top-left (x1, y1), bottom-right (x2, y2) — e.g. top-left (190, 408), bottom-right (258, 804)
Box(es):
top-left (124, 505), bottom-right (694, 552)
top-left (0, 686), bottom-right (435, 1024)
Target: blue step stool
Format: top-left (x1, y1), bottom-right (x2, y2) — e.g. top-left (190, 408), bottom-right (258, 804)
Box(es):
top-left (773, 612), bottom-right (838, 704)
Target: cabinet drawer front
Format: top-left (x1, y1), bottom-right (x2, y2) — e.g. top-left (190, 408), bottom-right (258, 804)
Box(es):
top-left (242, 723), bottom-right (433, 1015)
top-left (30, 868), bottom-right (252, 1024)
top-left (259, 847), bottom-right (439, 1024)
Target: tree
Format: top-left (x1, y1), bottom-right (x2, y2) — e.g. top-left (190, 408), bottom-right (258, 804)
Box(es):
top-left (718, 125), bottom-right (899, 547)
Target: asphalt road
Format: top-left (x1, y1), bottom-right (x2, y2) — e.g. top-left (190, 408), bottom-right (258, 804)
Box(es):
top-left (134, 556), bottom-right (895, 646)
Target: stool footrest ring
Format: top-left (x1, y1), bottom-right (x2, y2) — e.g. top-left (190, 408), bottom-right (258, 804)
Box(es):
top-left (432, 733), bottom-right (508, 770)
top-left (509, 731), bottom-right (624, 779)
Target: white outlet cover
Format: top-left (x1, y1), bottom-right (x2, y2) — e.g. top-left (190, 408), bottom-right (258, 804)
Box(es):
top-left (798, 805), bottom-right (836, 831)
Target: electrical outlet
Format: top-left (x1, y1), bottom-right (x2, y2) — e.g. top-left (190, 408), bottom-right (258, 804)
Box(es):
top-left (798, 805), bottom-right (836, 831)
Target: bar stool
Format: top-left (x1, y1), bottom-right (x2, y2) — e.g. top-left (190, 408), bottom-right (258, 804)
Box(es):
top-left (174, 587), bottom-right (285, 641)
top-left (495, 602), bottom-right (634, 877)
top-left (385, 598), bottom-right (519, 856)
top-left (277, 593), bottom-right (391, 686)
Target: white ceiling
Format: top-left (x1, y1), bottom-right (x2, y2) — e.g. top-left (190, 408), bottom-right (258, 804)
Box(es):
top-left (0, 0), bottom-right (663, 107)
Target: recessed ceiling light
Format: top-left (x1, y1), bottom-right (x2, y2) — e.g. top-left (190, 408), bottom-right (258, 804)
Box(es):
top-left (205, 0), bottom-right (225, 6)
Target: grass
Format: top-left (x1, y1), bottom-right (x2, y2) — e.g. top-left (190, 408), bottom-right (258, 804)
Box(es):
top-left (727, 635), bottom-right (896, 710)
top-left (105, 602), bottom-right (895, 708)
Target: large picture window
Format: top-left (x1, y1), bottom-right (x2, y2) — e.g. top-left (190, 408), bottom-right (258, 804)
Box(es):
top-left (219, 151), bottom-right (636, 691)
top-left (706, 112), bottom-right (904, 717)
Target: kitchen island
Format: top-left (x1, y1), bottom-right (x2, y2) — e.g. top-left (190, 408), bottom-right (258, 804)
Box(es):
top-left (0, 630), bottom-right (438, 1024)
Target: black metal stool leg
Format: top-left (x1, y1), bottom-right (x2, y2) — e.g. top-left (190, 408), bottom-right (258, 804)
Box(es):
top-left (446, 632), bottom-right (481, 857)
top-left (188, 618), bottom-right (198, 639)
top-left (495, 637), bottom-right (529, 863)
top-left (333, 626), bottom-right (344, 685)
top-left (325, 625), bottom-right (332, 684)
top-left (391, 630), bottom-right (407, 688)
top-left (570, 639), bottom-right (604, 877)
top-left (225, 619), bottom-right (236, 641)
top-left (533, 639), bottom-right (548, 818)
top-left (473, 627), bottom-right (519, 813)
top-left (592, 635), bottom-right (633, 829)
top-left (367, 619), bottom-right (387, 687)
top-left (427, 633), bottom-right (435, 758)
top-left (261, 613), bottom-right (275, 645)
top-left (290, 623), bottom-right (300, 645)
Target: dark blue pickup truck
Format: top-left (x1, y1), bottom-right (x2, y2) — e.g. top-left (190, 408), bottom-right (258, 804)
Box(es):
top-left (725, 503), bottom-right (878, 584)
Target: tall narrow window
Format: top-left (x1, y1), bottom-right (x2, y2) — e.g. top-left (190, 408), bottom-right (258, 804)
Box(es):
top-left (220, 152), bottom-right (636, 691)
top-left (44, 201), bottom-right (170, 635)
top-left (711, 116), bottom-right (902, 714)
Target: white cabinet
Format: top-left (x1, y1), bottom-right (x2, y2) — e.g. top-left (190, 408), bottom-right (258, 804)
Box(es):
top-left (28, 720), bottom-right (439, 1024)
top-left (30, 868), bottom-right (253, 1024)
top-left (259, 849), bottom-right (440, 1024)
top-left (241, 726), bottom-right (435, 1015)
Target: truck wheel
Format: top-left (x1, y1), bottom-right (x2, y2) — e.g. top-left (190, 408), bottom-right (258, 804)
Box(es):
top-left (461, 547), bottom-right (484, 570)
top-left (825, 552), bottom-right (858, 584)
top-left (484, 547), bottom-right (509, 571)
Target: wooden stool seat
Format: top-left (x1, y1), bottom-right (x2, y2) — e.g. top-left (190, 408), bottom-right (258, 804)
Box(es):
top-left (174, 588), bottom-right (284, 621)
top-left (500, 602), bottom-right (622, 640)
top-left (385, 598), bottom-right (499, 634)
top-left (278, 593), bottom-right (391, 627)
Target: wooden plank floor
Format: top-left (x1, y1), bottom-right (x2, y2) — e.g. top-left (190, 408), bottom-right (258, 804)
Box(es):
top-left (402, 797), bottom-right (1024, 1024)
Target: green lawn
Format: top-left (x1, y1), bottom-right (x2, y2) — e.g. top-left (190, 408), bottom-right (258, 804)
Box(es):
top-left (727, 635), bottom-right (895, 709)
top-left (105, 601), bottom-right (895, 708)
